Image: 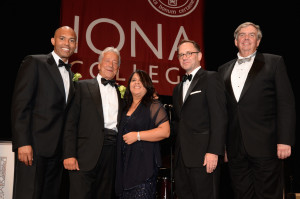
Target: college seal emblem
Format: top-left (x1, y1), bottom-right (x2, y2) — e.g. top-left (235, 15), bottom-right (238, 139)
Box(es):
top-left (148, 0), bottom-right (199, 18)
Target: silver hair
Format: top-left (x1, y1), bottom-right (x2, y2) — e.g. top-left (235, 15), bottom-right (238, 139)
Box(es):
top-left (234, 22), bottom-right (262, 40)
top-left (98, 47), bottom-right (121, 67)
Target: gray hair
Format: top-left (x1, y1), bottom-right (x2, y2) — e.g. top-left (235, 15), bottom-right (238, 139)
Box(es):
top-left (98, 47), bottom-right (121, 67)
top-left (234, 22), bottom-right (262, 40)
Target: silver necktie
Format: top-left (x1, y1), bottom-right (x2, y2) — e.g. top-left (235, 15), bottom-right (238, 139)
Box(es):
top-left (237, 57), bottom-right (251, 64)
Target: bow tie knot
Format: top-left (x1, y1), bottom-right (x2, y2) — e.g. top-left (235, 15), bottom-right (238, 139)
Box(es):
top-left (237, 57), bottom-right (251, 64)
top-left (101, 78), bottom-right (116, 86)
top-left (58, 59), bottom-right (71, 71)
top-left (182, 74), bottom-right (192, 82)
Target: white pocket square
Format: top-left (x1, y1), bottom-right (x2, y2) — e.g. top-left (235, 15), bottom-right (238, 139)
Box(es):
top-left (190, 90), bottom-right (202, 95)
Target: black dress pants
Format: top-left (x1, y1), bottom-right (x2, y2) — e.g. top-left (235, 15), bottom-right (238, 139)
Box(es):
top-left (68, 143), bottom-right (116, 199)
top-left (13, 154), bottom-right (63, 199)
top-left (174, 150), bottom-right (220, 199)
top-left (228, 125), bottom-right (283, 199)
top-left (228, 153), bottom-right (282, 199)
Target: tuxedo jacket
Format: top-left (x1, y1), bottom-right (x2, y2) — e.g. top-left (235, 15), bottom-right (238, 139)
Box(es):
top-left (218, 52), bottom-right (296, 158)
top-left (11, 53), bottom-right (75, 157)
top-left (63, 78), bottom-right (123, 171)
top-left (172, 68), bottom-right (227, 167)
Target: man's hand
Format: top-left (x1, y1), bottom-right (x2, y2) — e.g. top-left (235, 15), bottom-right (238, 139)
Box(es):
top-left (277, 144), bottom-right (291, 159)
top-left (63, 157), bottom-right (80, 170)
top-left (203, 153), bottom-right (218, 173)
top-left (224, 150), bottom-right (228, 162)
top-left (18, 145), bottom-right (33, 166)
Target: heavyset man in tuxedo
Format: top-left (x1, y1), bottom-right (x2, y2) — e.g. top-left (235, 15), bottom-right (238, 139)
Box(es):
top-left (218, 22), bottom-right (296, 199)
top-left (172, 39), bottom-right (228, 199)
top-left (63, 47), bottom-right (123, 199)
top-left (11, 26), bottom-right (77, 199)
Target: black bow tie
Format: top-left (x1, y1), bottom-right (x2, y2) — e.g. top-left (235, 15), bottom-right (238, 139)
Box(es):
top-left (182, 74), bottom-right (192, 82)
top-left (58, 59), bottom-right (71, 71)
top-left (101, 78), bottom-right (116, 86)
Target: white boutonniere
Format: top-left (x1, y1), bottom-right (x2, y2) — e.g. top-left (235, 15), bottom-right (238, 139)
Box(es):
top-left (118, 85), bottom-right (126, 99)
top-left (72, 73), bottom-right (82, 82)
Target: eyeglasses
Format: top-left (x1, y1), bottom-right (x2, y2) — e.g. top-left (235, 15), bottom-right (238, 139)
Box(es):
top-left (178, 51), bottom-right (199, 59)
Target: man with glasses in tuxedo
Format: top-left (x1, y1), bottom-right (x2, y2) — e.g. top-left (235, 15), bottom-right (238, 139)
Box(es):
top-left (172, 39), bottom-right (227, 199)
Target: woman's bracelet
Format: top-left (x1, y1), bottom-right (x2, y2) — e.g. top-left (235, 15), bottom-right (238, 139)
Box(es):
top-left (137, 131), bottom-right (141, 141)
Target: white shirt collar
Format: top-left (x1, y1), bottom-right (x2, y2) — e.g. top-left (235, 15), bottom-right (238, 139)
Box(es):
top-left (186, 66), bottom-right (201, 81)
top-left (237, 51), bottom-right (257, 59)
top-left (51, 51), bottom-right (69, 66)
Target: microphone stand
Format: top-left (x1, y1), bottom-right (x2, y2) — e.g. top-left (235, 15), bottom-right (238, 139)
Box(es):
top-left (164, 104), bottom-right (174, 199)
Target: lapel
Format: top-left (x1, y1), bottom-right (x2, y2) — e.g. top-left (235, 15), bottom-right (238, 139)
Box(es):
top-left (67, 71), bottom-right (75, 105)
top-left (88, 78), bottom-right (104, 122)
top-left (178, 82), bottom-right (184, 108)
top-left (182, 68), bottom-right (203, 104)
top-left (239, 53), bottom-right (264, 101)
top-left (224, 60), bottom-right (237, 103)
top-left (45, 53), bottom-right (66, 99)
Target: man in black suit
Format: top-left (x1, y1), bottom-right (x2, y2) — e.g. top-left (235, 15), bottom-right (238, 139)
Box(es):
top-left (172, 39), bottom-right (227, 199)
top-left (63, 47), bottom-right (123, 199)
top-left (11, 26), bottom-right (77, 199)
top-left (218, 22), bottom-right (296, 199)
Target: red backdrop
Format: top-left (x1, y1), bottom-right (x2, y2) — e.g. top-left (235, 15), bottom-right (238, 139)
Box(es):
top-left (60, 0), bottom-right (204, 96)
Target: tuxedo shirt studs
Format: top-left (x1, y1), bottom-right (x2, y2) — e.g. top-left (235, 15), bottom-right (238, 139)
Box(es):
top-left (231, 59), bottom-right (253, 101)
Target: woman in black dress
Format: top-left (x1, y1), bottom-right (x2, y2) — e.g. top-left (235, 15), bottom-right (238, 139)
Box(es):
top-left (115, 70), bottom-right (170, 198)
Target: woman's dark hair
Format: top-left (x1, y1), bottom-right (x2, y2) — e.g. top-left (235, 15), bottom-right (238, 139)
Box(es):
top-left (124, 70), bottom-right (155, 108)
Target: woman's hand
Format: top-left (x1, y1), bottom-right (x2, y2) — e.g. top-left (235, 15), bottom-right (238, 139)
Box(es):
top-left (123, 132), bottom-right (139, 145)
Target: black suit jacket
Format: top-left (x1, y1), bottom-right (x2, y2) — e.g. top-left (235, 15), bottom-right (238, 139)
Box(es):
top-left (218, 53), bottom-right (296, 158)
top-left (63, 78), bottom-right (123, 171)
top-left (11, 53), bottom-right (75, 157)
top-left (172, 68), bottom-right (227, 167)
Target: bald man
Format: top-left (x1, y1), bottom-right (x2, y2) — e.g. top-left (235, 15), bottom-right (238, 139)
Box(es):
top-left (11, 26), bottom-right (77, 199)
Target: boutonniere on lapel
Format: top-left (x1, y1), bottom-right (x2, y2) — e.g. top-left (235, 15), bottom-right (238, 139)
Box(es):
top-left (118, 85), bottom-right (126, 99)
top-left (72, 73), bottom-right (82, 82)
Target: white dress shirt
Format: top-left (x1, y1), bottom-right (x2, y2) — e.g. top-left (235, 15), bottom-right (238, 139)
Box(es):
top-left (97, 74), bottom-right (118, 131)
top-left (182, 66), bottom-right (201, 102)
top-left (231, 52), bottom-right (256, 101)
top-left (52, 51), bottom-right (70, 102)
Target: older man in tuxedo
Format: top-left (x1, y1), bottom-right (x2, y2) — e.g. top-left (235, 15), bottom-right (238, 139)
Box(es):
top-left (218, 22), bottom-right (296, 199)
top-left (63, 47), bottom-right (124, 199)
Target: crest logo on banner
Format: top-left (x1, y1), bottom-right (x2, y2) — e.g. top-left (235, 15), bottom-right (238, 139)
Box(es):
top-left (148, 0), bottom-right (199, 18)
top-left (60, 0), bottom-right (204, 96)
